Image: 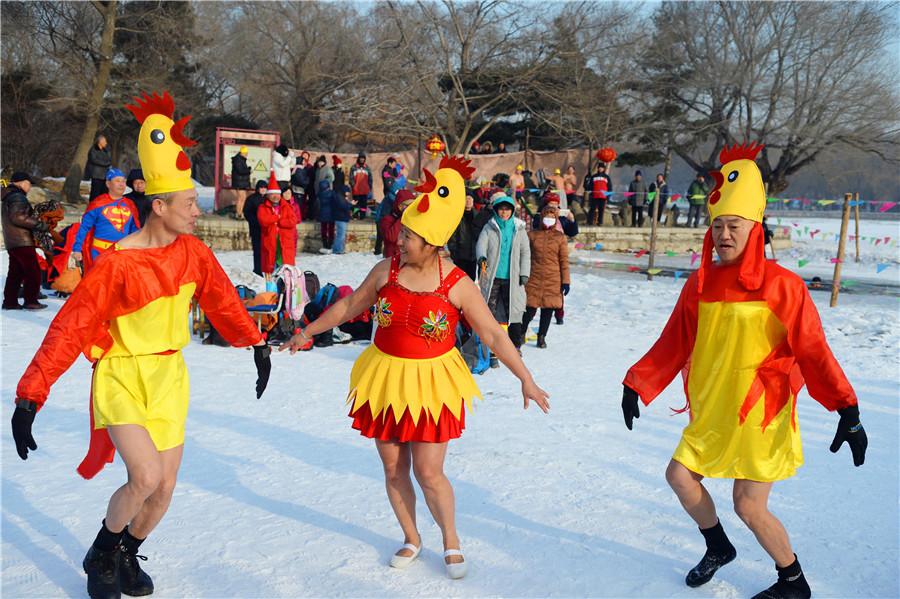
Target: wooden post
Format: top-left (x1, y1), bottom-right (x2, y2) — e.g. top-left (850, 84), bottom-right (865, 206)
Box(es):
top-left (854, 192), bottom-right (861, 263)
top-left (524, 128), bottom-right (530, 171)
top-left (829, 193), bottom-right (852, 307)
top-left (416, 133), bottom-right (422, 181)
top-left (647, 187), bottom-right (660, 281)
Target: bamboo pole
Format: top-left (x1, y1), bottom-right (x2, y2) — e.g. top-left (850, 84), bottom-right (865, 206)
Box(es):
top-left (524, 128), bottom-right (530, 171)
top-left (829, 193), bottom-right (852, 307)
top-left (416, 133), bottom-right (422, 181)
top-left (854, 191), bottom-right (861, 262)
top-left (647, 188), bottom-right (660, 281)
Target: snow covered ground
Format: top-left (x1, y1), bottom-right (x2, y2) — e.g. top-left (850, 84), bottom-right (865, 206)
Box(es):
top-left (2, 225), bottom-right (898, 597)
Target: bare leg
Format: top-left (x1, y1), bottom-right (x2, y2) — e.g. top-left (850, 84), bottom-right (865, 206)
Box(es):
top-left (128, 444), bottom-right (184, 538)
top-left (733, 479), bottom-right (795, 567)
top-left (104, 425), bottom-right (164, 533)
top-left (375, 440), bottom-right (420, 557)
top-left (235, 190), bottom-right (247, 218)
top-left (666, 459), bottom-right (718, 529)
top-left (410, 442), bottom-right (462, 564)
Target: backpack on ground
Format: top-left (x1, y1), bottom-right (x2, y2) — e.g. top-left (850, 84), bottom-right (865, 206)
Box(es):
top-left (276, 264), bottom-right (310, 321)
top-left (304, 270), bottom-right (320, 299)
top-left (313, 283), bottom-right (339, 311)
top-left (456, 324), bottom-right (491, 375)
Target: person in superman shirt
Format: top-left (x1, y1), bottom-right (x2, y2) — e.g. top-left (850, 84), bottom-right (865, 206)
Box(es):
top-left (71, 167), bottom-right (140, 271)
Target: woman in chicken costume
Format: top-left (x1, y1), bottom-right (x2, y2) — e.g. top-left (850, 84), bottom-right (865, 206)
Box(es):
top-left (282, 154), bottom-right (550, 579)
top-left (621, 143), bottom-right (867, 599)
top-left (11, 91), bottom-right (272, 599)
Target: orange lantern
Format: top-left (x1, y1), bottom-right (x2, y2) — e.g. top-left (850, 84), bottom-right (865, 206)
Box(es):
top-left (596, 147), bottom-right (617, 163)
top-left (426, 134), bottom-right (446, 158)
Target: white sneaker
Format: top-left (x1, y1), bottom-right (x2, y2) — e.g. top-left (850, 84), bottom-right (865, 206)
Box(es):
top-left (443, 549), bottom-right (467, 579)
top-left (318, 247), bottom-right (332, 254)
top-left (389, 543), bottom-right (422, 569)
top-left (332, 329), bottom-right (352, 344)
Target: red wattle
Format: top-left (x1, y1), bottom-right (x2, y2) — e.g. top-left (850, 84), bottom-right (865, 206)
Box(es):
top-left (176, 151), bottom-right (191, 171)
top-left (709, 190), bottom-right (720, 205)
top-left (417, 195), bottom-right (430, 212)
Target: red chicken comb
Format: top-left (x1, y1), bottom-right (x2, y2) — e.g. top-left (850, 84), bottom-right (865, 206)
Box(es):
top-left (439, 155), bottom-right (476, 181)
top-left (719, 141), bottom-right (764, 165)
top-left (170, 115), bottom-right (198, 148)
top-left (125, 91), bottom-right (175, 124)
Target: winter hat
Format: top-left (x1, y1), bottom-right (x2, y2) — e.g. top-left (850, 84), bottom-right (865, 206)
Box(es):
top-left (10, 171), bottom-right (35, 184)
top-left (125, 91), bottom-right (197, 195)
top-left (106, 167), bottom-right (125, 181)
top-left (491, 193), bottom-right (515, 210)
top-left (401, 155), bottom-right (475, 246)
top-left (255, 179), bottom-right (268, 193)
top-left (697, 141), bottom-right (767, 293)
top-left (395, 189), bottom-right (415, 205)
top-left (357, 152), bottom-right (366, 159)
top-left (126, 168), bottom-right (144, 188)
top-left (553, 168), bottom-right (561, 175)
top-left (332, 154), bottom-right (342, 167)
top-left (265, 170), bottom-right (281, 195)
top-left (635, 170), bottom-right (642, 177)
top-left (239, 146), bottom-right (248, 155)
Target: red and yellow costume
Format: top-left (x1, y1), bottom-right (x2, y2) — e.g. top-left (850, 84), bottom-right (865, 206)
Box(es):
top-left (624, 143), bottom-right (857, 482)
top-left (16, 235), bottom-right (263, 478)
top-left (15, 91), bottom-right (263, 479)
top-left (347, 155), bottom-right (480, 443)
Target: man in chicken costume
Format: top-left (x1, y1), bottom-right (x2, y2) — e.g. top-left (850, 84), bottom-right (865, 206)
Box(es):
top-left (11, 91), bottom-right (272, 599)
top-left (621, 143), bottom-right (867, 599)
top-left (281, 154), bottom-right (550, 579)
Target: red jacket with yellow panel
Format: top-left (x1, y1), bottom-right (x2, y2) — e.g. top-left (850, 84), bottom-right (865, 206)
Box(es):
top-left (623, 143), bottom-right (857, 482)
top-left (16, 234), bottom-right (263, 478)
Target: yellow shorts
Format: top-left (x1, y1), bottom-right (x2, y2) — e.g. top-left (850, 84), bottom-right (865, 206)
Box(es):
top-left (92, 352), bottom-right (190, 451)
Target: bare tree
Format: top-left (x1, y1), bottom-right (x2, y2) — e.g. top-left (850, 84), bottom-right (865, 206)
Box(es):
top-left (642, 1), bottom-right (900, 192)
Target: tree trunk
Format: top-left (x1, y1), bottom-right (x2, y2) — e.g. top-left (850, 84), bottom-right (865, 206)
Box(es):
top-left (62, 0), bottom-right (117, 204)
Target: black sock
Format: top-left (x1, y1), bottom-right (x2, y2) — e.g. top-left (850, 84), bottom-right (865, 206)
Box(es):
top-left (93, 520), bottom-right (125, 552)
top-left (120, 527), bottom-right (145, 555)
top-left (777, 555), bottom-right (802, 580)
top-left (698, 520), bottom-right (732, 553)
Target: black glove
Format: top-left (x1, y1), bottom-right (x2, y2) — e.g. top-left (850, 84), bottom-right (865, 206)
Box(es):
top-left (253, 345), bottom-right (272, 399)
top-left (519, 275), bottom-right (529, 286)
top-left (11, 400), bottom-right (37, 460)
top-left (622, 385), bottom-right (640, 430)
top-left (561, 283), bottom-right (570, 296)
top-left (829, 405), bottom-right (867, 466)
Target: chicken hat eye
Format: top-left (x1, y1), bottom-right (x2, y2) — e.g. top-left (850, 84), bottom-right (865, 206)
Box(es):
top-left (150, 129), bottom-right (166, 144)
top-left (437, 186), bottom-right (449, 198)
top-left (727, 170), bottom-right (738, 182)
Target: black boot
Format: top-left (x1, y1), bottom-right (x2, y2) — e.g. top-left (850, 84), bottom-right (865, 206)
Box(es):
top-left (83, 545), bottom-right (121, 599)
top-left (751, 556), bottom-right (811, 599)
top-left (536, 334), bottom-right (547, 349)
top-left (119, 529), bottom-right (154, 596)
top-left (685, 520), bottom-right (737, 587)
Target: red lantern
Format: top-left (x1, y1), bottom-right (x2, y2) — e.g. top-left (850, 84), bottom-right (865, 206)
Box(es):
top-left (596, 147), bottom-right (617, 163)
top-left (426, 134), bottom-right (446, 157)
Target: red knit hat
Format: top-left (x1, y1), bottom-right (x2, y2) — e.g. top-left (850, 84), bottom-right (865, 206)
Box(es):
top-left (265, 170), bottom-right (280, 195)
top-left (332, 154), bottom-right (342, 167)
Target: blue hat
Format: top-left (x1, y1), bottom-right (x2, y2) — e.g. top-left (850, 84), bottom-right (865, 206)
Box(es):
top-left (491, 193), bottom-right (515, 209)
top-left (106, 167), bottom-right (125, 181)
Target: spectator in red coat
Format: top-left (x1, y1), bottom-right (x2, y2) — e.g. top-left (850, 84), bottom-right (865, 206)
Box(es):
top-left (257, 171), bottom-right (298, 274)
top-left (379, 189), bottom-right (414, 258)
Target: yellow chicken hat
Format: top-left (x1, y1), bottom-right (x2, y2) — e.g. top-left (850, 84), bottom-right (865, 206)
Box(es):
top-left (401, 155), bottom-right (476, 246)
top-left (706, 141), bottom-right (766, 223)
top-left (125, 91), bottom-right (198, 195)
top-left (698, 141), bottom-right (767, 293)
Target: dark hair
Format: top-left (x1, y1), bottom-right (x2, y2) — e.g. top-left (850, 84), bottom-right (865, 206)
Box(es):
top-left (276, 144), bottom-right (289, 156)
top-left (316, 154), bottom-right (327, 165)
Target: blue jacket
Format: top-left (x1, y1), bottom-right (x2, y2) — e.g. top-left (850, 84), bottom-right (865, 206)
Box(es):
top-left (317, 181), bottom-right (334, 223)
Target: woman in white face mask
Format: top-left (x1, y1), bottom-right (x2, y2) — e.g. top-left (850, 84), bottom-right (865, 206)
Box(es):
top-left (522, 203), bottom-right (571, 348)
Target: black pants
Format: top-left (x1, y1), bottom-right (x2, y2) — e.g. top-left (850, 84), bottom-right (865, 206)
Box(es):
top-left (374, 223), bottom-right (384, 255)
top-left (688, 204), bottom-right (703, 228)
top-left (631, 204), bottom-right (645, 227)
top-left (249, 229), bottom-right (262, 276)
top-left (487, 278), bottom-right (511, 324)
top-left (522, 306), bottom-right (553, 338)
top-left (588, 197), bottom-right (606, 225)
top-left (89, 178), bottom-right (106, 200)
top-left (455, 259), bottom-right (477, 281)
top-left (4, 247), bottom-right (41, 307)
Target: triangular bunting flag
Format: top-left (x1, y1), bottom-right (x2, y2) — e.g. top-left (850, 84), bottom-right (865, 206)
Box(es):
top-left (876, 263), bottom-right (890, 274)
